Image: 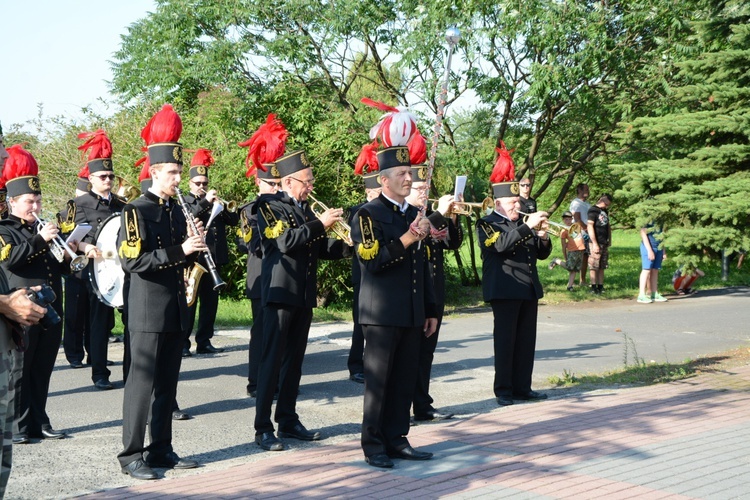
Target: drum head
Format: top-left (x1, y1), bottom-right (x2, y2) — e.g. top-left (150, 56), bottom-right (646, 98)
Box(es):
top-left (90, 213), bottom-right (125, 309)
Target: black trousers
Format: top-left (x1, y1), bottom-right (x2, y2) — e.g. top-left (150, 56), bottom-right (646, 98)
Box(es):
top-left (13, 299), bottom-right (63, 436)
top-left (118, 330), bottom-right (183, 467)
top-left (63, 275), bottom-right (89, 364)
top-left (247, 298), bottom-right (263, 393)
top-left (412, 311), bottom-right (444, 415)
top-left (490, 299), bottom-right (539, 397)
top-left (254, 304), bottom-right (312, 435)
top-left (361, 324), bottom-right (420, 458)
top-left (347, 284), bottom-right (364, 375)
top-left (85, 270), bottom-right (114, 383)
top-left (185, 273), bottom-right (219, 350)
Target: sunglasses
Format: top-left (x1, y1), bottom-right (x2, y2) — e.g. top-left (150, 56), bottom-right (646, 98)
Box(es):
top-left (93, 174), bottom-right (116, 181)
top-left (290, 176), bottom-right (315, 187)
top-left (519, 183), bottom-right (531, 187)
top-left (260, 179), bottom-right (281, 188)
top-left (191, 181), bottom-right (208, 186)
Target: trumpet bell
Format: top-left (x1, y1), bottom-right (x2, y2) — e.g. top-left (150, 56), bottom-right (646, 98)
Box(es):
top-left (115, 176), bottom-right (141, 202)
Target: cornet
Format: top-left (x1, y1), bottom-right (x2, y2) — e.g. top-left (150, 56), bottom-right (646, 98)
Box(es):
top-left (517, 210), bottom-right (571, 237)
top-left (430, 196), bottom-right (494, 217)
top-left (114, 175), bottom-right (141, 202)
top-left (307, 194), bottom-right (353, 246)
top-left (200, 189), bottom-right (237, 212)
top-left (33, 213), bottom-right (89, 272)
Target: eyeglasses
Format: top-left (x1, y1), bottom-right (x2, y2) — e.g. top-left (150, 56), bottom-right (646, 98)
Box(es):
top-left (191, 181), bottom-right (208, 186)
top-left (260, 179), bottom-right (281, 188)
top-left (519, 183), bottom-right (531, 187)
top-left (290, 176), bottom-right (315, 188)
top-left (92, 174), bottom-right (116, 181)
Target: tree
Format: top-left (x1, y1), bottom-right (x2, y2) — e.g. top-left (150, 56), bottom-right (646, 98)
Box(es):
top-left (613, 0), bottom-right (750, 269)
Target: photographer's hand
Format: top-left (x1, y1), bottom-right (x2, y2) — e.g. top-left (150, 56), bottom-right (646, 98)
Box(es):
top-left (0, 287), bottom-right (46, 326)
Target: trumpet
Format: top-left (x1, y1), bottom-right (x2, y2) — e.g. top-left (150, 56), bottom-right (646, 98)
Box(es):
top-left (430, 196), bottom-right (494, 216)
top-left (307, 194), bottom-right (353, 246)
top-left (114, 175), bottom-right (141, 202)
top-left (517, 210), bottom-right (573, 237)
top-left (33, 213), bottom-right (89, 272)
top-left (200, 189), bottom-right (237, 212)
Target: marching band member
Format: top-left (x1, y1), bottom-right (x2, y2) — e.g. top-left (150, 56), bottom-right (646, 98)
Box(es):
top-left (254, 147), bottom-right (351, 452)
top-left (181, 149), bottom-right (238, 356)
top-left (116, 105), bottom-right (203, 479)
top-left (0, 144), bottom-right (74, 444)
top-left (476, 143), bottom-right (551, 407)
top-left (73, 130), bottom-right (126, 390)
top-left (404, 131), bottom-right (463, 422)
top-left (237, 115), bottom-right (286, 398)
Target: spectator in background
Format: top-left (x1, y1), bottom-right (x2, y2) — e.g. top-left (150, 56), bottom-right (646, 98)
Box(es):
top-left (587, 193), bottom-right (612, 294)
top-left (518, 178), bottom-right (536, 214)
top-left (673, 267), bottom-right (705, 295)
top-left (638, 224), bottom-right (667, 303)
top-left (569, 183), bottom-right (591, 286)
top-left (548, 211), bottom-right (585, 291)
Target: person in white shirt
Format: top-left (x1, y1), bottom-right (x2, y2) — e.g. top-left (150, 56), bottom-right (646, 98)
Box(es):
top-left (569, 183), bottom-right (591, 286)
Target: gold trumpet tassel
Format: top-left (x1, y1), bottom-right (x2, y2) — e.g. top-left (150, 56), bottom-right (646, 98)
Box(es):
top-left (243, 228), bottom-right (252, 243)
top-left (264, 221), bottom-right (285, 239)
top-left (60, 221), bottom-right (76, 234)
top-left (118, 240), bottom-right (141, 259)
top-left (484, 232), bottom-right (500, 247)
top-left (357, 241), bottom-right (379, 260)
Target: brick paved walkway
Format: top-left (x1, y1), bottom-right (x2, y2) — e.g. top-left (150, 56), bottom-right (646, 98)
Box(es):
top-left (89, 365), bottom-right (750, 499)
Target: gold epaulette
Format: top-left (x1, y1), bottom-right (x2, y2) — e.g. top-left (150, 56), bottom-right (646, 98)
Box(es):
top-left (0, 235), bottom-right (10, 262)
top-left (259, 202), bottom-right (287, 239)
top-left (238, 210), bottom-right (252, 243)
top-left (478, 220), bottom-right (500, 247)
top-left (119, 207), bottom-right (142, 258)
top-left (356, 212), bottom-right (379, 260)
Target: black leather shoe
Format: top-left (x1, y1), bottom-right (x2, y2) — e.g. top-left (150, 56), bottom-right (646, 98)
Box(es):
top-left (182, 347), bottom-right (192, 358)
top-left (94, 379), bottom-right (114, 390)
top-left (106, 360), bottom-right (114, 366)
top-left (247, 388), bottom-right (257, 398)
top-left (196, 344), bottom-right (224, 354)
top-left (256, 432), bottom-right (284, 451)
top-left (278, 422), bottom-right (321, 441)
top-left (69, 361), bottom-right (84, 369)
top-left (387, 445), bottom-right (433, 460)
top-left (365, 453), bottom-right (394, 468)
top-left (172, 410), bottom-right (191, 421)
top-left (513, 390), bottom-right (548, 401)
top-left (349, 372), bottom-right (365, 384)
top-left (414, 409), bottom-right (454, 422)
top-left (40, 426), bottom-right (66, 439)
top-left (109, 335), bottom-right (123, 343)
top-left (121, 459), bottom-right (158, 480)
top-left (146, 451), bottom-right (198, 470)
top-left (496, 396), bottom-right (514, 406)
top-left (12, 434), bottom-right (29, 445)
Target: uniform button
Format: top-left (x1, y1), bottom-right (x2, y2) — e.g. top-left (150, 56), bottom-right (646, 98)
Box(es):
top-left (413, 289), bottom-right (417, 293)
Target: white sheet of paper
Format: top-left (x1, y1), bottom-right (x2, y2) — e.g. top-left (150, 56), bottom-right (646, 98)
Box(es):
top-left (454, 175), bottom-right (467, 201)
top-left (65, 224), bottom-right (92, 245)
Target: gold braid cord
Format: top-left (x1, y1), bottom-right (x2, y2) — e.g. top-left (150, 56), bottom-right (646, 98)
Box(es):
top-left (60, 200), bottom-right (76, 234)
top-left (356, 214), bottom-right (379, 260)
top-left (119, 208), bottom-right (142, 258)
top-left (259, 203), bottom-right (287, 239)
top-left (237, 210), bottom-right (252, 243)
top-left (0, 235), bottom-right (10, 262)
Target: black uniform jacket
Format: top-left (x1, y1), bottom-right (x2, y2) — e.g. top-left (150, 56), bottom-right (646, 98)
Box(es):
top-left (424, 210), bottom-right (463, 308)
top-left (351, 195), bottom-right (437, 328)
top-left (74, 191), bottom-right (127, 245)
top-left (256, 191), bottom-right (350, 309)
top-left (347, 202), bottom-right (366, 288)
top-left (0, 215), bottom-right (70, 294)
top-left (476, 211), bottom-right (552, 301)
top-left (237, 199), bottom-right (263, 300)
top-left (117, 191), bottom-right (195, 333)
top-left (182, 192), bottom-right (239, 266)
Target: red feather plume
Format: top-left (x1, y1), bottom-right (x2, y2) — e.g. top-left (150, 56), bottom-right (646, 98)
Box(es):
top-left (4, 144), bottom-right (39, 180)
top-left (238, 114), bottom-right (288, 178)
top-left (78, 166), bottom-right (90, 179)
top-left (354, 140), bottom-right (380, 175)
top-left (490, 141), bottom-right (516, 183)
top-left (135, 156), bottom-right (151, 182)
top-left (407, 130), bottom-right (427, 165)
top-left (141, 104), bottom-right (183, 145)
top-left (191, 148), bottom-right (215, 167)
top-left (77, 129), bottom-right (113, 160)
top-left (360, 98), bottom-right (399, 113)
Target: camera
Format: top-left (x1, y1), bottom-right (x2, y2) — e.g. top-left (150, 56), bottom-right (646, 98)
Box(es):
top-left (26, 284), bottom-right (61, 329)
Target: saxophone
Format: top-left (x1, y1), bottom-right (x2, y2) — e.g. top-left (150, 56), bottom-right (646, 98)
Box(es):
top-left (184, 262), bottom-right (208, 307)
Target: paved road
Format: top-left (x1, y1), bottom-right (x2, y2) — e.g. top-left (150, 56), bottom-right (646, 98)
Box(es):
top-left (6, 287), bottom-right (750, 498)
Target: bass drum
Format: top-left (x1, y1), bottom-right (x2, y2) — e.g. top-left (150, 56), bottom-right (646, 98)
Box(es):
top-left (90, 213), bottom-right (125, 309)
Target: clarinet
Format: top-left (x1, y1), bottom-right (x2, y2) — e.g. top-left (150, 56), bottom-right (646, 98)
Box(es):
top-left (175, 187), bottom-right (227, 292)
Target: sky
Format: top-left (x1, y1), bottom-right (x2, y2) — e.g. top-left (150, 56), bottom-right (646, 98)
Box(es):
top-left (1, 0), bottom-right (156, 131)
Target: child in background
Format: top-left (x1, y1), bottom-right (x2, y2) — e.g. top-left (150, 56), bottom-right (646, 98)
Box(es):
top-left (638, 224), bottom-right (667, 303)
top-left (673, 267), bottom-right (705, 295)
top-left (548, 211), bottom-right (585, 291)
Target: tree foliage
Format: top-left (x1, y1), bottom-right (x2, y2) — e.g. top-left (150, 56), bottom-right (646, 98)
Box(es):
top-left (613, 0), bottom-right (750, 269)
